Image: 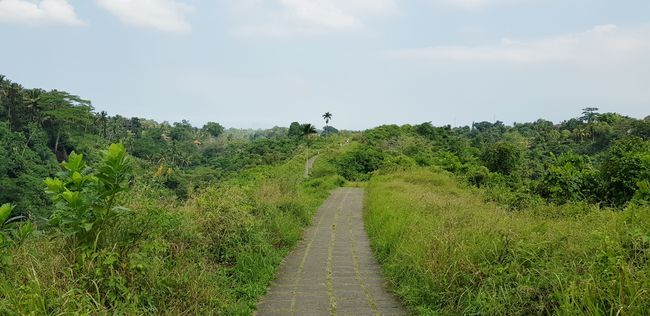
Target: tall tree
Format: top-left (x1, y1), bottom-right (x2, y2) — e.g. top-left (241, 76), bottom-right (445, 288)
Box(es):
top-left (97, 111), bottom-right (108, 138)
top-left (302, 123), bottom-right (317, 162)
top-left (580, 107), bottom-right (600, 124)
top-left (322, 112), bottom-right (332, 126)
top-left (288, 122), bottom-right (302, 138)
top-left (38, 91), bottom-right (93, 158)
top-left (322, 112), bottom-right (333, 136)
top-left (302, 123), bottom-right (317, 138)
top-left (202, 122), bottom-right (224, 138)
top-left (22, 89), bottom-right (45, 123)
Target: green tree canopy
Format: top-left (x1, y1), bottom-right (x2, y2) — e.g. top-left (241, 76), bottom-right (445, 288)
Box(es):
top-left (481, 141), bottom-right (523, 175)
top-left (288, 122), bottom-right (302, 138)
top-left (202, 122), bottom-right (224, 138)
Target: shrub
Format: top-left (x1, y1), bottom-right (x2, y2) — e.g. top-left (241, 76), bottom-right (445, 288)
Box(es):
top-left (382, 154), bottom-right (417, 172)
top-left (0, 203), bottom-right (15, 266)
top-left (481, 141), bottom-right (523, 175)
top-left (335, 146), bottom-right (384, 181)
top-left (187, 186), bottom-right (256, 264)
top-left (463, 164), bottom-right (490, 188)
top-left (45, 144), bottom-right (133, 248)
top-left (631, 180), bottom-right (650, 206)
top-left (600, 137), bottom-right (650, 207)
top-left (430, 151), bottom-right (463, 172)
top-left (537, 152), bottom-right (598, 204)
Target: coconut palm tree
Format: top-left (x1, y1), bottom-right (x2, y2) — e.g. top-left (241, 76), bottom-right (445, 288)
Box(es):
top-left (322, 112), bottom-right (332, 136)
top-left (302, 123), bottom-right (317, 161)
top-left (302, 123), bottom-right (318, 176)
top-left (22, 89), bottom-right (44, 122)
top-left (302, 123), bottom-right (317, 141)
top-left (322, 112), bottom-right (332, 125)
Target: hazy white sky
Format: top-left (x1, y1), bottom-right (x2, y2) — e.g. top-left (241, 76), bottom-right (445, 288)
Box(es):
top-left (1, 0), bottom-right (649, 129)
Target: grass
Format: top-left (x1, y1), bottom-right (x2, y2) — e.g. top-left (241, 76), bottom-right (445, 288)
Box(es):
top-left (0, 148), bottom-right (343, 315)
top-left (344, 181), bottom-right (369, 188)
top-left (364, 168), bottom-right (650, 315)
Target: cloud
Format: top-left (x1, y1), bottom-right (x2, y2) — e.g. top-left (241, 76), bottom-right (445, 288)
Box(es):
top-left (231, 0), bottom-right (397, 37)
top-left (388, 24), bottom-right (650, 65)
top-left (430, 0), bottom-right (531, 10)
top-left (96, 0), bottom-right (192, 33)
top-left (0, 0), bottom-right (83, 26)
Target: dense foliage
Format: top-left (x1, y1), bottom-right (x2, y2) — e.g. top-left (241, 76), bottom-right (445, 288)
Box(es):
top-left (1, 74), bottom-right (648, 314)
top-left (333, 109), bottom-right (650, 208)
top-left (0, 75), bottom-right (343, 314)
top-left (366, 170), bottom-right (650, 315)
top-left (338, 108), bottom-right (650, 315)
top-left (0, 75), bottom-right (326, 215)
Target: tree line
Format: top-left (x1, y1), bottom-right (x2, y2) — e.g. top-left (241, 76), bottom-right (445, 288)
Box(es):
top-left (334, 107), bottom-right (650, 208)
top-left (0, 75), bottom-right (334, 217)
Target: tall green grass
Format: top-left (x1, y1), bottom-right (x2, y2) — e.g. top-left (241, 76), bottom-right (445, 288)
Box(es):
top-left (0, 149), bottom-right (343, 314)
top-left (365, 169), bottom-right (650, 315)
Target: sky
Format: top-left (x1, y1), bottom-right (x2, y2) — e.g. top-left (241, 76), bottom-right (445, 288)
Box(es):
top-left (0, 0), bottom-right (649, 130)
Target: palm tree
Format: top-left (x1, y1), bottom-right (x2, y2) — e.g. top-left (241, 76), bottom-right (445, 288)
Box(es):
top-left (302, 123), bottom-right (317, 161)
top-left (98, 111), bottom-right (108, 138)
top-left (23, 89), bottom-right (44, 122)
top-left (322, 112), bottom-right (332, 125)
top-left (302, 123), bottom-right (317, 141)
top-left (322, 112), bottom-right (332, 136)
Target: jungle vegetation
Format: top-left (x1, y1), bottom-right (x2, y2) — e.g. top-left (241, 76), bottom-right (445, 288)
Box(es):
top-left (1, 75), bottom-right (649, 314)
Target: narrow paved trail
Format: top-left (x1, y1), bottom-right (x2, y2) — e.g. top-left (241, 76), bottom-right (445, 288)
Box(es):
top-left (304, 155), bottom-right (318, 178)
top-left (256, 188), bottom-right (406, 316)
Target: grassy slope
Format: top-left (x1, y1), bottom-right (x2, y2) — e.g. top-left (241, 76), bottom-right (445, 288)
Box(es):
top-left (0, 144), bottom-right (344, 315)
top-left (365, 169), bottom-right (650, 315)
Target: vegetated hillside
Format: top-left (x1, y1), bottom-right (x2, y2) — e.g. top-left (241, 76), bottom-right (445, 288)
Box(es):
top-left (0, 75), bottom-right (345, 314)
top-left (366, 169), bottom-right (650, 314)
top-left (325, 111), bottom-right (649, 314)
top-left (0, 74), bottom-right (340, 214)
top-left (1, 74), bottom-right (649, 314)
top-left (334, 111), bottom-right (650, 209)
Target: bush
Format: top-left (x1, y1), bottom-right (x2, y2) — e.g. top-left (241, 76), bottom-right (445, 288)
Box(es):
top-left (430, 151), bottom-right (463, 172)
top-left (600, 137), bottom-right (650, 207)
top-left (463, 164), bottom-right (490, 188)
top-left (381, 154), bottom-right (417, 172)
top-left (46, 144), bottom-right (132, 248)
top-left (187, 186), bottom-right (255, 264)
top-left (481, 141), bottom-right (523, 175)
top-left (335, 145), bottom-right (384, 181)
top-left (631, 180), bottom-right (650, 206)
top-left (537, 152), bottom-right (598, 204)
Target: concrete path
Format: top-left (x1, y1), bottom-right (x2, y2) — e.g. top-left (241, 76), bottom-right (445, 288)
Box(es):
top-left (256, 188), bottom-right (407, 316)
top-left (304, 155), bottom-right (318, 178)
